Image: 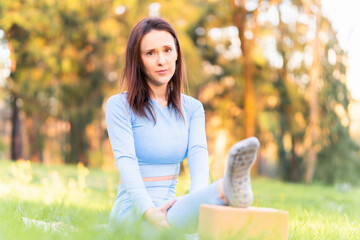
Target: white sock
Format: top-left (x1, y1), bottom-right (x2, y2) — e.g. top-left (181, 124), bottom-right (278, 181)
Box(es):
top-left (223, 137), bottom-right (260, 207)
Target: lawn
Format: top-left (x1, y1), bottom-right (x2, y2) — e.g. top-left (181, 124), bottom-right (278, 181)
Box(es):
top-left (0, 159), bottom-right (359, 239)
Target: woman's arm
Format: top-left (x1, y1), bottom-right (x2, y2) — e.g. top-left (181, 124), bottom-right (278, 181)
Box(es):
top-left (187, 99), bottom-right (209, 193)
top-left (106, 94), bottom-right (155, 216)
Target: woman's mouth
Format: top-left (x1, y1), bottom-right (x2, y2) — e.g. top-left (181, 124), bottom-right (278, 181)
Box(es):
top-left (157, 69), bottom-right (168, 74)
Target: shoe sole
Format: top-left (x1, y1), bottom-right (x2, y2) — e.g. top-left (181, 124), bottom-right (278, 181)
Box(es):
top-left (225, 137), bottom-right (260, 207)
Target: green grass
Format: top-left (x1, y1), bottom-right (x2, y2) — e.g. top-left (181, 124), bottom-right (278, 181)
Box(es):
top-left (0, 159), bottom-right (359, 239)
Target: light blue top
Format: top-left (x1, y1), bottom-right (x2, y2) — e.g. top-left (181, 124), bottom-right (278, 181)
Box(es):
top-left (106, 93), bottom-right (209, 217)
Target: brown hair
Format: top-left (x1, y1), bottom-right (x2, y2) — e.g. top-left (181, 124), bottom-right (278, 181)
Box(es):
top-left (121, 17), bottom-right (185, 122)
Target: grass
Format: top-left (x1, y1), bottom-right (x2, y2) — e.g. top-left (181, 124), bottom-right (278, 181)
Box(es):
top-left (0, 159), bottom-right (359, 239)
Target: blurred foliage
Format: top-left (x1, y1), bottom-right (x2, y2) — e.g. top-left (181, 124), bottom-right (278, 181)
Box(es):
top-left (188, 0), bottom-right (360, 184)
top-left (315, 52), bottom-right (360, 184)
top-left (1, 0), bottom-right (121, 163)
top-left (0, 0), bottom-right (359, 185)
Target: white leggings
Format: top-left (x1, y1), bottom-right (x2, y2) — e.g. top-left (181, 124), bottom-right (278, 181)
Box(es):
top-left (167, 179), bottom-right (225, 232)
top-left (109, 179), bottom-right (225, 233)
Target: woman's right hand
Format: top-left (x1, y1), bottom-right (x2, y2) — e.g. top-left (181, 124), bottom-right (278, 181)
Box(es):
top-left (143, 199), bottom-right (177, 229)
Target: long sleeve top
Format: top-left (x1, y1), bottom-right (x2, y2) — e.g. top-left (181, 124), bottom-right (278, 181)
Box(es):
top-left (106, 93), bottom-right (209, 217)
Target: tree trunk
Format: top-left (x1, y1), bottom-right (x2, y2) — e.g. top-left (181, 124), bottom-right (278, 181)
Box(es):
top-left (25, 115), bottom-right (43, 162)
top-left (11, 94), bottom-right (23, 160)
top-left (278, 51), bottom-right (290, 180)
top-left (77, 129), bottom-right (87, 165)
top-left (303, 0), bottom-right (321, 184)
top-left (232, 0), bottom-right (258, 174)
top-left (68, 120), bottom-right (77, 164)
top-left (290, 136), bottom-right (298, 182)
top-left (69, 119), bottom-right (88, 165)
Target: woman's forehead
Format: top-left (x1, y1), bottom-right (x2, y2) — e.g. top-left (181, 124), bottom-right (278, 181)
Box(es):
top-left (140, 30), bottom-right (176, 51)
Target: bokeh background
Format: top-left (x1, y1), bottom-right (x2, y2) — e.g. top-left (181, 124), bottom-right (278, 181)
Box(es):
top-left (1, 0), bottom-right (360, 186)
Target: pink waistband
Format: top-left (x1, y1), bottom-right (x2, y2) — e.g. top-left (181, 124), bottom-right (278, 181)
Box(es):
top-left (119, 174), bottom-right (178, 184)
top-left (142, 174), bottom-right (178, 182)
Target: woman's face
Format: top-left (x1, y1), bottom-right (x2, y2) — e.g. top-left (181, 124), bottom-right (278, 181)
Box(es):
top-left (140, 30), bottom-right (178, 89)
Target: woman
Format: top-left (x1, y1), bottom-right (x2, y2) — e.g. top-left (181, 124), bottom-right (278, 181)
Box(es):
top-left (106, 17), bottom-right (260, 233)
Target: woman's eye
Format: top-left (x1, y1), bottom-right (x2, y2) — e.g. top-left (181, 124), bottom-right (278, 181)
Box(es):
top-left (146, 51), bottom-right (154, 56)
top-left (165, 48), bottom-right (172, 53)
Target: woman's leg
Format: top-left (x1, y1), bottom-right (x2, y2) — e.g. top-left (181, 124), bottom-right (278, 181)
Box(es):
top-left (167, 137), bottom-right (260, 233)
top-left (166, 179), bottom-right (225, 232)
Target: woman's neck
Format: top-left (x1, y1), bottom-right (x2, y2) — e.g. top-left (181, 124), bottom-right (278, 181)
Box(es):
top-left (149, 84), bottom-right (168, 107)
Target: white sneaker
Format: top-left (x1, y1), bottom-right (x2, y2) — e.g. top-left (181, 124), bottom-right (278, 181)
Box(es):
top-left (223, 137), bottom-right (260, 207)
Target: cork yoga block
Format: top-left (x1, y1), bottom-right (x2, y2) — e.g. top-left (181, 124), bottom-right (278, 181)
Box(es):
top-left (198, 204), bottom-right (288, 240)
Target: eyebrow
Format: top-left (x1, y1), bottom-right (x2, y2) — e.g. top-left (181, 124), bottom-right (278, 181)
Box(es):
top-left (143, 45), bottom-right (174, 52)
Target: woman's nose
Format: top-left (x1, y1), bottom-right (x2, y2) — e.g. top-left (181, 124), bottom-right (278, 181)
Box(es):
top-left (157, 53), bottom-right (166, 65)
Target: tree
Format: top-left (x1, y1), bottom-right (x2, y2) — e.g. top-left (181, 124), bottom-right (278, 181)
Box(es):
top-left (191, 0), bottom-right (359, 183)
top-left (1, 2), bottom-right (56, 161)
top-left (232, 0), bottom-right (258, 140)
top-left (302, 0), bottom-right (321, 184)
top-left (0, 0), bottom-right (120, 164)
top-left (189, 0), bottom-right (266, 175)
top-left (1, 0), bottom-right (205, 164)
top-left (314, 22), bottom-right (360, 185)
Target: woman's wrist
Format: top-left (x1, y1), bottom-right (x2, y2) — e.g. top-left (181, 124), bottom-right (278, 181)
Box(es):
top-left (144, 207), bottom-right (156, 216)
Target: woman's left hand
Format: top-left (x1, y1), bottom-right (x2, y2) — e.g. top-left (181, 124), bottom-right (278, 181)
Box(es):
top-left (143, 199), bottom-right (177, 229)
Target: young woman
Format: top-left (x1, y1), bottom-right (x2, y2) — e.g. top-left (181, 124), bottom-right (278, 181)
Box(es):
top-left (106, 17), bottom-right (260, 233)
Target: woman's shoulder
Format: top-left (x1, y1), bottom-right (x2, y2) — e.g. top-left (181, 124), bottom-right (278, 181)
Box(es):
top-left (106, 92), bottom-right (128, 110)
top-left (181, 94), bottom-right (204, 112)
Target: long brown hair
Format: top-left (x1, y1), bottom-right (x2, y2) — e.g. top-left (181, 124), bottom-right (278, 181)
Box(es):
top-left (121, 17), bottom-right (186, 122)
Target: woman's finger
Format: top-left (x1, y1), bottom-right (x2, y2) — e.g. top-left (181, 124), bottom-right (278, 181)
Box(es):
top-left (161, 198), bottom-right (177, 211)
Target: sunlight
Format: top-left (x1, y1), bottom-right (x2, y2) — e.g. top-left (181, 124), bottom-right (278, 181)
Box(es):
top-left (322, 0), bottom-right (360, 101)
top-left (348, 24), bottom-right (360, 101)
top-left (0, 160), bottom-right (92, 206)
top-left (0, 39), bottom-right (10, 87)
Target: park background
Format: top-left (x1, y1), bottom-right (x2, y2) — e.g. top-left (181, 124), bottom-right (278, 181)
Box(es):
top-left (0, 0), bottom-right (360, 239)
